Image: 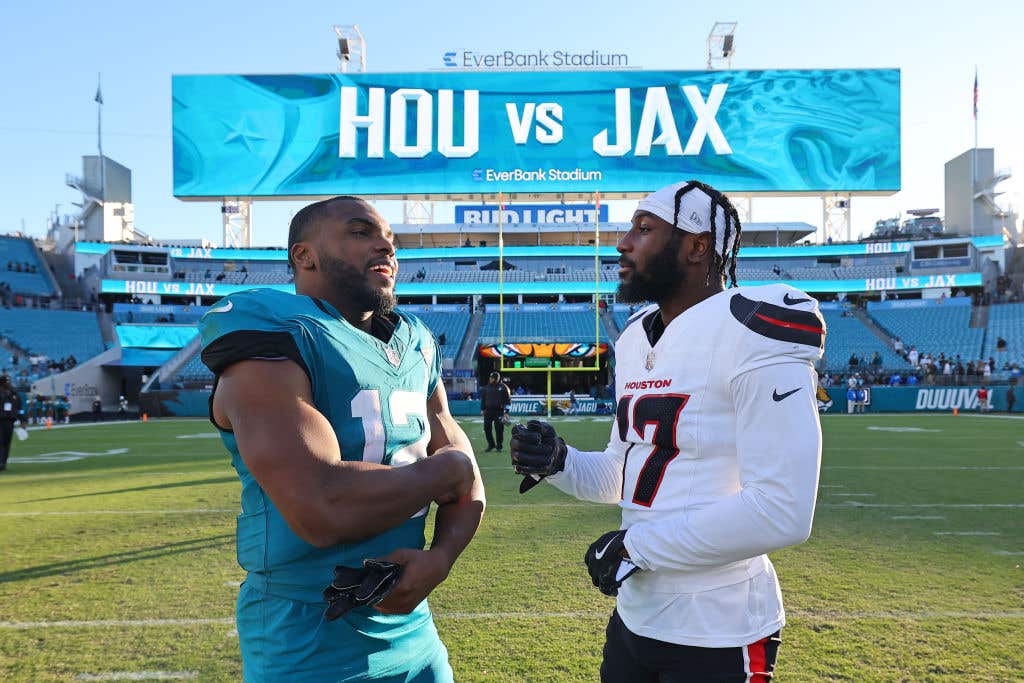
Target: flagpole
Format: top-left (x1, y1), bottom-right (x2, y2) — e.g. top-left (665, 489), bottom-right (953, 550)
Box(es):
top-left (97, 73), bottom-right (105, 203)
top-left (970, 67), bottom-right (977, 236)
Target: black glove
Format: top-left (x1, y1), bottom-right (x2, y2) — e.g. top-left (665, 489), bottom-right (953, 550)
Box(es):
top-left (510, 419), bottom-right (567, 493)
top-left (584, 529), bottom-right (640, 597)
top-left (322, 559), bottom-right (402, 621)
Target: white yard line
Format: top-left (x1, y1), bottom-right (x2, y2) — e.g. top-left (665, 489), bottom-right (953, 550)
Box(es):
top-left (0, 618), bottom-right (234, 629)
top-left (969, 414), bottom-right (1024, 420)
top-left (826, 466), bottom-right (1024, 470)
top-left (891, 515), bottom-right (946, 520)
top-left (75, 672), bottom-right (197, 681)
top-left (223, 581), bottom-right (242, 587)
top-left (1, 500), bottom-right (1020, 516)
top-left (992, 551), bottom-right (1024, 556)
top-left (831, 493), bottom-right (875, 497)
top-left (24, 419), bottom-right (206, 432)
top-left (0, 471), bottom-right (220, 482)
top-left (0, 509), bottom-right (235, 517)
top-left (4, 611), bottom-right (1024, 631)
top-left (934, 531), bottom-right (1001, 536)
top-left (828, 503), bottom-right (1023, 508)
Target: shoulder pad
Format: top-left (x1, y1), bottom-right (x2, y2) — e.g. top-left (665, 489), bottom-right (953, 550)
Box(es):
top-left (729, 291), bottom-right (825, 349)
top-left (199, 290), bottom-right (308, 344)
top-left (198, 289), bottom-right (313, 375)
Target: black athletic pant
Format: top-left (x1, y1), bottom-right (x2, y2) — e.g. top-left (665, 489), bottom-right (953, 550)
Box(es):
top-left (483, 412), bottom-right (505, 449)
top-left (0, 420), bottom-right (14, 470)
top-left (601, 610), bottom-right (780, 682)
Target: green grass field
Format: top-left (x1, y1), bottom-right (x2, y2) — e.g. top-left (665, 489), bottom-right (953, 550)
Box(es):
top-left (1, 414), bottom-right (1022, 681)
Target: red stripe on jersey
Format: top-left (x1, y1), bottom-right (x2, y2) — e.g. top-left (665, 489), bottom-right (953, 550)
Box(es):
top-left (754, 312), bottom-right (824, 335)
top-left (747, 636), bottom-right (770, 681)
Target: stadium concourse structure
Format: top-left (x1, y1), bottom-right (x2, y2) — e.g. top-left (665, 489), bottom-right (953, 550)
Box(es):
top-left (3, 220), bottom-right (1018, 419)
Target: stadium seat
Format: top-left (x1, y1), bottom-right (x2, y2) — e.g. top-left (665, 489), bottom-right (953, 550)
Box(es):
top-left (481, 305), bottom-right (606, 343)
top-left (868, 302), bottom-right (982, 362)
top-left (820, 308), bottom-right (908, 371)
top-left (0, 307), bottom-right (104, 362)
top-left (405, 307), bottom-right (470, 359)
top-left (0, 235), bottom-right (56, 296)
top-left (982, 302), bottom-right (1024, 367)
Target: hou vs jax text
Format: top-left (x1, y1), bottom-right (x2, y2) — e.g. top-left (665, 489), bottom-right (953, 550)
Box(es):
top-left (338, 85), bottom-right (732, 159)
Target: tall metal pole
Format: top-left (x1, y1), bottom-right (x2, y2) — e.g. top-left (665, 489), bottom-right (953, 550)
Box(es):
top-left (96, 73), bottom-right (105, 202)
top-left (498, 191), bottom-right (505, 372)
top-left (594, 190), bottom-right (601, 370)
top-left (971, 66), bottom-right (978, 236)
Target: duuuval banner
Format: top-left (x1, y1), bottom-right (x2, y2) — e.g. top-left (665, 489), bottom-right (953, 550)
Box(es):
top-left (825, 386), bottom-right (1019, 412)
top-left (172, 69), bottom-right (900, 198)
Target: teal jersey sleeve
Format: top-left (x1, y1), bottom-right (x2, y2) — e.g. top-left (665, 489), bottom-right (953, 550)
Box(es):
top-left (198, 289), bottom-right (316, 381)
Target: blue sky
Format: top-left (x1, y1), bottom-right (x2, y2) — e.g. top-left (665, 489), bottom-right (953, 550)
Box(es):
top-left (1, 0), bottom-right (1020, 245)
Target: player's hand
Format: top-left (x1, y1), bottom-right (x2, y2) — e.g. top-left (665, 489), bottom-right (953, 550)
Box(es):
top-left (510, 420), bottom-right (566, 493)
top-left (584, 529), bottom-right (640, 597)
top-left (429, 449), bottom-right (475, 505)
top-left (322, 559), bottom-right (402, 621)
top-left (372, 548), bottom-right (451, 615)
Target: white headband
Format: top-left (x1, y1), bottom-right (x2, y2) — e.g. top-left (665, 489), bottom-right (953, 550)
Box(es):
top-left (636, 181), bottom-right (737, 256)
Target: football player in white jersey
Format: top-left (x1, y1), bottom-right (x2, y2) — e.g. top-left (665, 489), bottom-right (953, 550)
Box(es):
top-left (510, 180), bottom-right (825, 682)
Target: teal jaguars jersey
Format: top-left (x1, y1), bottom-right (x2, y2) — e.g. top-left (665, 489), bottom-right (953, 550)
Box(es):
top-left (199, 289), bottom-right (452, 683)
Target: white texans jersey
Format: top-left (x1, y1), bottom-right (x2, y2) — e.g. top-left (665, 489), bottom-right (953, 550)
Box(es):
top-left (548, 284), bottom-right (825, 647)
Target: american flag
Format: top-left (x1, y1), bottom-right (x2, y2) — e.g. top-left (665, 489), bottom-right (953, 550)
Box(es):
top-left (973, 69), bottom-right (978, 120)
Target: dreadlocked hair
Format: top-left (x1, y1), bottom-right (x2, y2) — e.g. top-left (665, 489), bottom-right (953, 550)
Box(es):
top-left (670, 180), bottom-right (743, 288)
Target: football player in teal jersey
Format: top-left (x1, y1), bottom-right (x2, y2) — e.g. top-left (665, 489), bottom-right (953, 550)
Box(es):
top-left (199, 196), bottom-right (485, 682)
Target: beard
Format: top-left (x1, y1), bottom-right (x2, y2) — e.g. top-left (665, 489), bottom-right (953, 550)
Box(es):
top-left (320, 254), bottom-right (396, 316)
top-left (617, 234), bottom-right (687, 304)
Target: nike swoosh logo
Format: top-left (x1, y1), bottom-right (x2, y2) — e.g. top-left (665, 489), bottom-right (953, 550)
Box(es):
top-left (594, 534), bottom-right (620, 560)
top-left (207, 301), bottom-right (233, 314)
top-left (773, 388), bottom-right (801, 402)
top-left (783, 293), bottom-right (811, 305)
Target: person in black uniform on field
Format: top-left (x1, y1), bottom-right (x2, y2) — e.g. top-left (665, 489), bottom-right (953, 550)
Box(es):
top-left (0, 375), bottom-right (23, 472)
top-left (480, 371), bottom-right (511, 452)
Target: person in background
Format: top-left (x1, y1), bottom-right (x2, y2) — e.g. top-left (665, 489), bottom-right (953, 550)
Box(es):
top-left (1006, 384), bottom-right (1016, 413)
top-left (0, 375), bottom-right (23, 472)
top-left (977, 386), bottom-right (990, 412)
top-left (480, 371), bottom-right (511, 452)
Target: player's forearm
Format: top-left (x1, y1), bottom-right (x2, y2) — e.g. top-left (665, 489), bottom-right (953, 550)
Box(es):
top-left (307, 454), bottom-right (471, 546)
top-left (428, 422), bottom-right (485, 563)
top-left (430, 468), bottom-right (485, 568)
top-left (547, 444), bottom-right (623, 504)
top-left (623, 475), bottom-right (818, 572)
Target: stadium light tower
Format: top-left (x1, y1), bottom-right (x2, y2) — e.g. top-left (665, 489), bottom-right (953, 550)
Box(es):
top-left (334, 25), bottom-right (365, 73)
top-left (706, 23), bottom-right (752, 223)
top-left (823, 194), bottom-right (853, 244)
top-left (706, 22), bottom-right (737, 70)
top-left (332, 24), bottom-right (433, 230)
top-left (222, 200), bottom-right (252, 249)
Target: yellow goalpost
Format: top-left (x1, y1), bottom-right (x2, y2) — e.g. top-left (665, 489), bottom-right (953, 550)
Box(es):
top-left (494, 191), bottom-right (606, 417)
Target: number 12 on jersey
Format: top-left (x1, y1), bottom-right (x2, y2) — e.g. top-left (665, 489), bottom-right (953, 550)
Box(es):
top-left (616, 394), bottom-right (689, 506)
